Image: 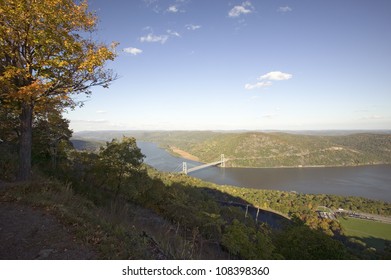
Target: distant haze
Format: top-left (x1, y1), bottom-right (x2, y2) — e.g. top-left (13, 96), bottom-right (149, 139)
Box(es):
top-left (72, 129), bottom-right (391, 139)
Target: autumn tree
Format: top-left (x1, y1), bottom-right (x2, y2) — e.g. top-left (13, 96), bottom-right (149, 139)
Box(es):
top-left (0, 0), bottom-right (117, 180)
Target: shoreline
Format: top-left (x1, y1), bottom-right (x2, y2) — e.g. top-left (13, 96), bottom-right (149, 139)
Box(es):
top-left (225, 162), bottom-right (391, 169)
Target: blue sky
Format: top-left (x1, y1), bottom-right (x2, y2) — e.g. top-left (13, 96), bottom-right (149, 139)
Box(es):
top-left (66, 0), bottom-right (391, 131)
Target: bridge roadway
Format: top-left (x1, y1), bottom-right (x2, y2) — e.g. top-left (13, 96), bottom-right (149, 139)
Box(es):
top-left (186, 160), bottom-right (223, 174)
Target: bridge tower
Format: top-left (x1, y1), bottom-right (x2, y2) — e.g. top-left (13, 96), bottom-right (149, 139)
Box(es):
top-left (221, 154), bottom-right (225, 168)
top-left (182, 162), bottom-right (187, 174)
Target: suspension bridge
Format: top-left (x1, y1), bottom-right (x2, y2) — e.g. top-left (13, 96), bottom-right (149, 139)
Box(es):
top-left (181, 154), bottom-right (226, 175)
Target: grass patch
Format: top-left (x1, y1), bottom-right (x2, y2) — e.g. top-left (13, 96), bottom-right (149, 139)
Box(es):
top-left (339, 217), bottom-right (391, 250)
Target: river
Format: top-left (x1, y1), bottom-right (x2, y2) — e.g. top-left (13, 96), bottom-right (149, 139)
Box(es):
top-left (138, 142), bottom-right (391, 203)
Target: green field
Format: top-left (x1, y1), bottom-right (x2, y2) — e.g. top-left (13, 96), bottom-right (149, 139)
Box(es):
top-left (339, 217), bottom-right (391, 250)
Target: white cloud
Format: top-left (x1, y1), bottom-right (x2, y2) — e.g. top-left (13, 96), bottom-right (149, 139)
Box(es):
top-left (96, 110), bottom-right (107, 114)
top-left (167, 5), bottom-right (178, 13)
top-left (186, 24), bottom-right (201, 31)
top-left (259, 71), bottom-right (292, 81)
top-left (123, 47), bottom-right (143, 55)
top-left (139, 29), bottom-right (181, 44)
top-left (167, 29), bottom-right (180, 37)
top-left (140, 33), bottom-right (169, 44)
top-left (228, 1), bottom-right (254, 18)
top-left (244, 81), bottom-right (272, 90)
top-left (166, 0), bottom-right (189, 14)
top-left (245, 71), bottom-right (292, 90)
top-left (278, 6), bottom-right (292, 13)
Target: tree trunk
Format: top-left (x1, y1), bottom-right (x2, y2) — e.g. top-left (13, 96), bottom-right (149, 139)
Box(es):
top-left (17, 101), bottom-right (33, 181)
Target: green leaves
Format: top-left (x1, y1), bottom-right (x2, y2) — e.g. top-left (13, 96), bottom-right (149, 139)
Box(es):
top-left (100, 137), bottom-right (145, 171)
top-left (222, 219), bottom-right (276, 259)
top-left (98, 137), bottom-right (145, 195)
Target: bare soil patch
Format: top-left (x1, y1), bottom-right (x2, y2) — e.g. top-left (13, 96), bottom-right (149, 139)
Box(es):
top-left (170, 146), bottom-right (200, 162)
top-left (0, 202), bottom-right (96, 260)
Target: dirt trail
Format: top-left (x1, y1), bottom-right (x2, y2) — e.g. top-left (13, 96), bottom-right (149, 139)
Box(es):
top-left (0, 202), bottom-right (96, 260)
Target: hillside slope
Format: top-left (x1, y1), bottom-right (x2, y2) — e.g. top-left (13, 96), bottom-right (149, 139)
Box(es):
top-left (72, 131), bottom-right (391, 168)
top-left (144, 132), bottom-right (391, 168)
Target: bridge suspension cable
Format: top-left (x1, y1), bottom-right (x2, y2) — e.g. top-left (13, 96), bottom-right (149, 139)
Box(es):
top-left (182, 154), bottom-right (226, 174)
top-left (171, 164), bottom-right (183, 173)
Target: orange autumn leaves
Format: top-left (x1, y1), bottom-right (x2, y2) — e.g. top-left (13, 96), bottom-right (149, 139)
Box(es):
top-left (0, 0), bottom-right (117, 108)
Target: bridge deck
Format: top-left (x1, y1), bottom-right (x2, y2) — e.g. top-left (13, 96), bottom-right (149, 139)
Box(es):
top-left (187, 160), bottom-right (223, 173)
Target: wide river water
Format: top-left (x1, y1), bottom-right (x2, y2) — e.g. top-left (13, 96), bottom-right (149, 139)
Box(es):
top-left (138, 142), bottom-right (391, 203)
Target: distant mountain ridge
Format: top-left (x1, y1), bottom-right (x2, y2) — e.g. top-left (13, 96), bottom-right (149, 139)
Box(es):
top-left (72, 130), bottom-right (391, 168)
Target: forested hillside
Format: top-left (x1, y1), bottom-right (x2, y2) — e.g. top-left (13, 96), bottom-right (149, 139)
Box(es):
top-left (71, 139), bottom-right (105, 152)
top-left (73, 131), bottom-right (391, 168)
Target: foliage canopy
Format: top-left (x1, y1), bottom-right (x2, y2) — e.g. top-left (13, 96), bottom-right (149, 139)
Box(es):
top-left (0, 0), bottom-right (117, 180)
